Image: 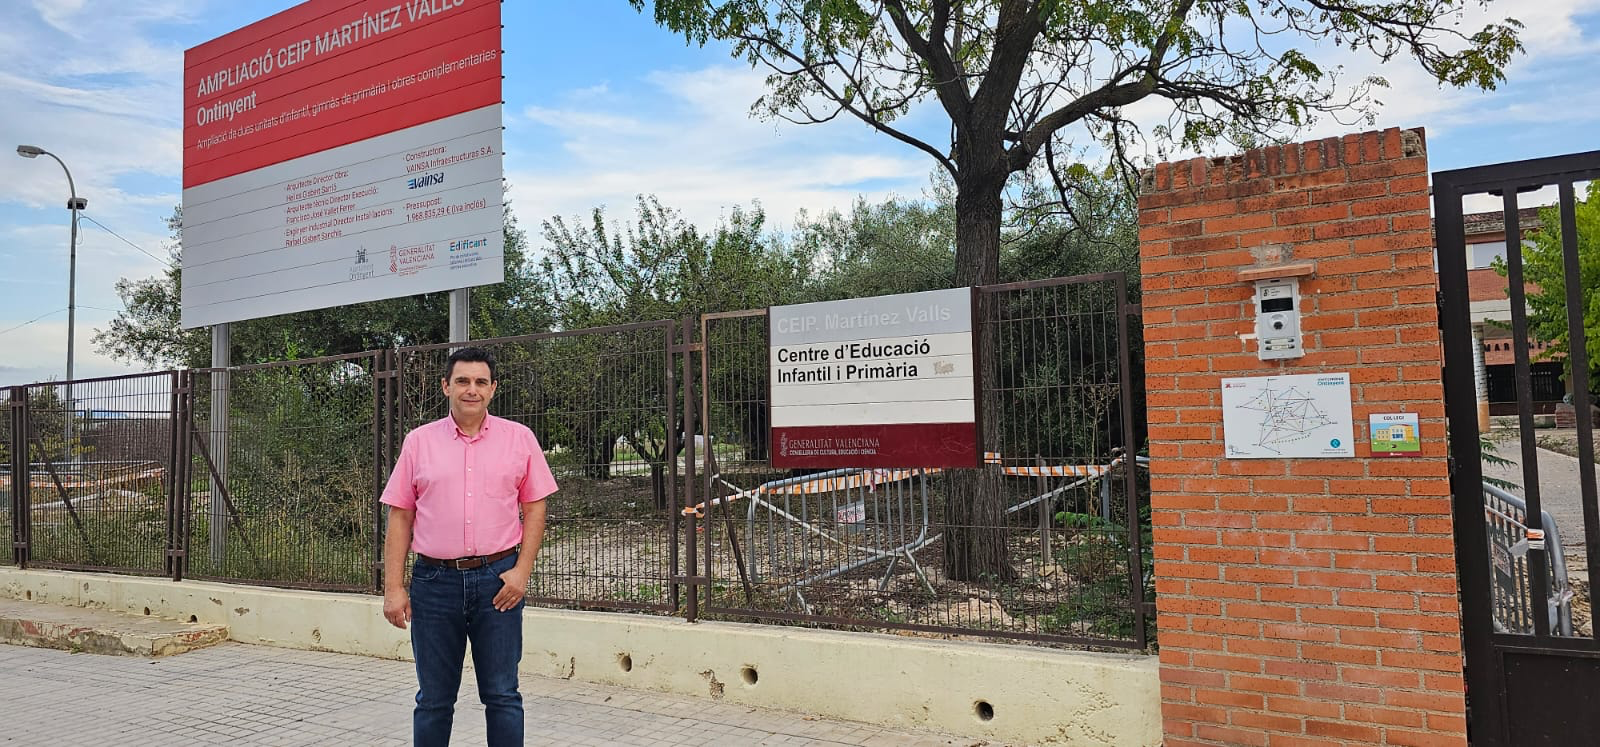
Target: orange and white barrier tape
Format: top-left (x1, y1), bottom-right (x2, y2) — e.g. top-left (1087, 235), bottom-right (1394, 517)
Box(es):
top-left (984, 451), bottom-right (1119, 478)
top-left (0, 467), bottom-right (165, 491)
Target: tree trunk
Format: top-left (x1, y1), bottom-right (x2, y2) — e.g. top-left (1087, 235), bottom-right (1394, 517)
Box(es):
top-left (943, 167), bottom-right (1015, 583)
top-left (581, 423), bottom-right (616, 480)
top-left (742, 401), bottom-right (769, 462)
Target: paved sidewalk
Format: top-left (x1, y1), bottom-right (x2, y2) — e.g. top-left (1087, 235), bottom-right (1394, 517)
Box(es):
top-left (0, 642), bottom-right (998, 746)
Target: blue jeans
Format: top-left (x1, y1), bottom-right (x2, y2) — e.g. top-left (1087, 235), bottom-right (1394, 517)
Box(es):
top-left (409, 552), bottom-right (524, 746)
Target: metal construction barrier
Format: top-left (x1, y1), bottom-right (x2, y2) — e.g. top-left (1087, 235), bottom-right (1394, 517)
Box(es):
top-left (693, 465), bottom-right (938, 612)
top-left (693, 274), bottom-right (1149, 648)
top-left (1484, 482), bottom-right (1574, 636)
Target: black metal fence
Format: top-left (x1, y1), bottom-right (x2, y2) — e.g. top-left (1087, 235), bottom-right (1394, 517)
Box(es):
top-left (184, 353), bottom-right (382, 590)
top-left (6, 372), bottom-right (176, 575)
top-left (396, 321), bottom-right (683, 613)
top-left (692, 274), bottom-right (1150, 648)
top-left (0, 273), bottom-right (1148, 648)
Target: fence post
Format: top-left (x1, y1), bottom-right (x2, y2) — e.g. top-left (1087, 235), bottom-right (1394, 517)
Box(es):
top-left (665, 325), bottom-right (681, 611)
top-left (165, 371), bottom-right (182, 581)
top-left (373, 349), bottom-right (395, 594)
top-left (7, 386), bottom-right (28, 567)
top-left (681, 317), bottom-right (700, 622)
top-left (1115, 274), bottom-right (1151, 650)
top-left (1140, 128), bottom-right (1464, 746)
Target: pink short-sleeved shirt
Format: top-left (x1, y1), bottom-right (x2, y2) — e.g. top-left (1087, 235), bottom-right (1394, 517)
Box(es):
top-left (380, 414), bottom-right (558, 560)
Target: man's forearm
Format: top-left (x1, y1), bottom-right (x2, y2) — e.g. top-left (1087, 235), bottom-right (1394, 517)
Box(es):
top-left (383, 507), bottom-right (415, 592)
top-left (515, 500), bottom-right (547, 574)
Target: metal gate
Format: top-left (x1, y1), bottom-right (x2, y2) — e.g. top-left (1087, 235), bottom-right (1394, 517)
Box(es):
top-left (690, 273), bottom-right (1150, 647)
top-left (1436, 151), bottom-right (1600, 745)
top-left (13, 372), bottom-right (178, 576)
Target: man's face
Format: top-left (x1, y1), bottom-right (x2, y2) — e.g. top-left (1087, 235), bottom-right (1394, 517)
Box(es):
top-left (442, 361), bottom-right (496, 419)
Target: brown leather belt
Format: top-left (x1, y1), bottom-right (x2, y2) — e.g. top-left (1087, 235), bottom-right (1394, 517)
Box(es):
top-left (417, 547), bottom-right (516, 570)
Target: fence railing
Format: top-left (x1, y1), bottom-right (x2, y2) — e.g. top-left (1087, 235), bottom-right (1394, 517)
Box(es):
top-left (1, 273), bottom-right (1150, 649)
top-left (396, 321), bottom-right (684, 613)
top-left (690, 274), bottom-right (1150, 648)
top-left (1484, 482), bottom-right (1574, 636)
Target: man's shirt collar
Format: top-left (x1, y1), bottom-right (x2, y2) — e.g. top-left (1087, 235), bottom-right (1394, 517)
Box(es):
top-left (446, 413), bottom-right (493, 442)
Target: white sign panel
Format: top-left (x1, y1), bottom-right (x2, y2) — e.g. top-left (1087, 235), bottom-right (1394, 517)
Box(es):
top-left (769, 287), bottom-right (977, 468)
top-left (181, 106), bottom-right (503, 327)
top-left (1221, 372), bottom-right (1355, 459)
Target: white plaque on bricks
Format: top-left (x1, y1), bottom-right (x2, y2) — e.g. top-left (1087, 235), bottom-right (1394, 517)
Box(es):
top-left (1221, 373), bottom-right (1355, 458)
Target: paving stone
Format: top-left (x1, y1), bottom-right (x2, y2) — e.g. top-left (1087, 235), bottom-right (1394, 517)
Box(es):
top-left (0, 642), bottom-right (1006, 745)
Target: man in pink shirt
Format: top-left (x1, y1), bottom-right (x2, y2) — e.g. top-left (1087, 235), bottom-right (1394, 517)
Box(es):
top-left (381, 347), bottom-right (558, 747)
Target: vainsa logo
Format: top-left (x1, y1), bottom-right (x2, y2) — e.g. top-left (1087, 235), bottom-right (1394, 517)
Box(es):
top-left (407, 172), bottom-right (444, 189)
top-left (450, 237), bottom-right (488, 252)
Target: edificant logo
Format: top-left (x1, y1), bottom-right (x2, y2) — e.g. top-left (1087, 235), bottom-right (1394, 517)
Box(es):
top-left (449, 237), bottom-right (488, 252)
top-left (349, 246), bottom-right (374, 281)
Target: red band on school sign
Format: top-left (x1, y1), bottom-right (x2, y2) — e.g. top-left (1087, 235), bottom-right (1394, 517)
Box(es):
top-left (772, 423), bottom-right (979, 469)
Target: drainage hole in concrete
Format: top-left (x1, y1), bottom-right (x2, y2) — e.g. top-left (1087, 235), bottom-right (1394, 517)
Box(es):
top-left (143, 607), bottom-right (151, 616)
top-left (618, 654), bottom-right (633, 673)
top-left (974, 700), bottom-right (995, 721)
top-left (741, 666), bottom-right (759, 686)
top-left (188, 615), bottom-right (197, 623)
top-left (24, 591), bottom-right (31, 601)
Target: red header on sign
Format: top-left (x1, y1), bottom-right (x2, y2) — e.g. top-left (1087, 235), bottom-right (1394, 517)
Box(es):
top-left (181, 0), bottom-right (500, 188)
top-left (771, 423), bottom-right (980, 469)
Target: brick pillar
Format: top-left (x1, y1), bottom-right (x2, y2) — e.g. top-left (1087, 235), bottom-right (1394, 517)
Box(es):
top-left (1140, 128), bottom-right (1467, 747)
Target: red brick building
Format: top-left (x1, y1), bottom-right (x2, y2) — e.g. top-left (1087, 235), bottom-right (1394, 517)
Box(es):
top-left (1457, 207), bottom-right (1568, 418)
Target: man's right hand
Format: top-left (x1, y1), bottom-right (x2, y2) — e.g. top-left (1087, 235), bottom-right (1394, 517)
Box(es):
top-left (383, 588), bottom-right (411, 629)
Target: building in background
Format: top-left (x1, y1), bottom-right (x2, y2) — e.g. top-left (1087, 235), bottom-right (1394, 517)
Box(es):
top-left (1458, 207), bottom-right (1568, 422)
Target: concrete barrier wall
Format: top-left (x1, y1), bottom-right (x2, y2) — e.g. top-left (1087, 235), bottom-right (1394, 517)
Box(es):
top-left (0, 568), bottom-right (1159, 745)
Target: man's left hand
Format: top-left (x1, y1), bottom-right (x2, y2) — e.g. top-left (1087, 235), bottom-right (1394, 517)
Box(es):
top-left (494, 566), bottom-right (530, 612)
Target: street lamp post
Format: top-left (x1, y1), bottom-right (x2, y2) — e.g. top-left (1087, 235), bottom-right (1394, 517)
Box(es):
top-left (16, 145), bottom-right (87, 460)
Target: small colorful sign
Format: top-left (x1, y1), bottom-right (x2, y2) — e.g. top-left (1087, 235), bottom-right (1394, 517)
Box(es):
top-left (1369, 412), bottom-right (1422, 456)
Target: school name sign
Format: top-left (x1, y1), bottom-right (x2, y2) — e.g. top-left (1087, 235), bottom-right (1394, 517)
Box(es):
top-left (769, 287), bottom-right (978, 468)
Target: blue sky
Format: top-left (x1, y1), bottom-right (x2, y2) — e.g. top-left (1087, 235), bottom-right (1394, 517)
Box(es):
top-left (2, 0), bottom-right (1598, 386)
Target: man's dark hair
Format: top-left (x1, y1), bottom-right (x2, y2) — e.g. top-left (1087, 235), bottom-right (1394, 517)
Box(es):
top-left (444, 347), bottom-right (497, 382)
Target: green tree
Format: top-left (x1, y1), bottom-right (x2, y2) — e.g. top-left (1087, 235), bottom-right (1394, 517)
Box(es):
top-left (1497, 182), bottom-right (1600, 392)
top-left (93, 203), bottom-right (551, 368)
top-left (632, 0), bottom-right (1520, 289)
top-left (0, 385), bottom-right (93, 467)
top-left (796, 192), bottom-right (958, 300)
top-left (539, 195), bottom-right (814, 483)
top-left (635, 0), bottom-right (1517, 580)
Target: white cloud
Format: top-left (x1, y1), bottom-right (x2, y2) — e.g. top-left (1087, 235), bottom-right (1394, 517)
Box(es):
top-left (1110, 0), bottom-right (1600, 161)
top-left (1, 1), bottom-right (187, 378)
top-left (0, 318), bottom-right (145, 388)
top-left (507, 64), bottom-right (936, 236)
